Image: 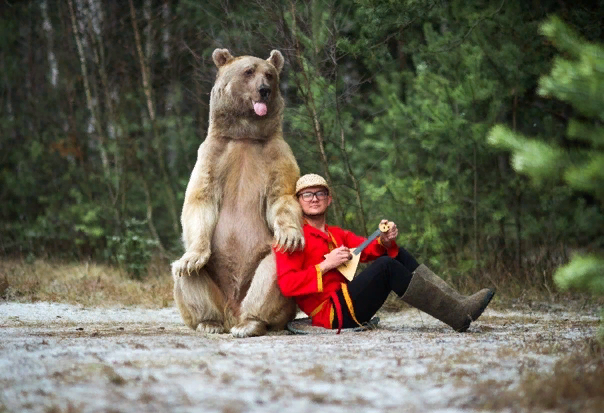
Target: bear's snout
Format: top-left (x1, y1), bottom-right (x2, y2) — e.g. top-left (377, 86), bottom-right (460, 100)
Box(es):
top-left (258, 85), bottom-right (271, 101)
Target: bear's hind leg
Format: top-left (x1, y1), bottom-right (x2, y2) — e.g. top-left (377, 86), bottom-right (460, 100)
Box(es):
top-left (173, 268), bottom-right (227, 334)
top-left (231, 252), bottom-right (296, 338)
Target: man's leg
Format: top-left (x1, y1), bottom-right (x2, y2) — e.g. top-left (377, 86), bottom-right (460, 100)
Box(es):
top-left (393, 247), bottom-right (420, 273)
top-left (401, 264), bottom-right (495, 332)
top-left (392, 247), bottom-right (494, 332)
top-left (333, 248), bottom-right (495, 332)
top-left (334, 256), bottom-right (412, 328)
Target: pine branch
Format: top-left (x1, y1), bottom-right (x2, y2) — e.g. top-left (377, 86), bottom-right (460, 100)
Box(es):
top-left (426, 0), bottom-right (507, 54)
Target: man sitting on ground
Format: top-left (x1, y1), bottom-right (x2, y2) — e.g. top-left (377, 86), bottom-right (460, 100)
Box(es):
top-left (274, 173), bottom-right (495, 332)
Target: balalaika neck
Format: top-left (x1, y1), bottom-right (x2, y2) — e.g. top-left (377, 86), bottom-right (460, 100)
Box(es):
top-left (353, 228), bottom-right (383, 255)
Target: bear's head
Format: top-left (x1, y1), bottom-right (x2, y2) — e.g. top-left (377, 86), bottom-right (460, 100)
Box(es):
top-left (209, 48), bottom-right (285, 139)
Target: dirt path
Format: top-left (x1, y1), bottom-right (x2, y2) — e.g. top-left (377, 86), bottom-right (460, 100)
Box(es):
top-left (0, 302), bottom-right (600, 413)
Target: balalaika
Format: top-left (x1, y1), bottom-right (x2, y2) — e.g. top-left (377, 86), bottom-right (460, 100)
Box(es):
top-left (334, 222), bottom-right (391, 281)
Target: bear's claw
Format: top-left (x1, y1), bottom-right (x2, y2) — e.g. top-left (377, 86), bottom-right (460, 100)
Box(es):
top-left (231, 320), bottom-right (267, 338)
top-left (197, 321), bottom-right (225, 334)
top-left (171, 250), bottom-right (211, 277)
top-left (274, 226), bottom-right (305, 252)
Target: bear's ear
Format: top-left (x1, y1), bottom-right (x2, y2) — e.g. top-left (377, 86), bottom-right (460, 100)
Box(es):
top-left (212, 48), bottom-right (234, 68)
top-left (266, 50), bottom-right (284, 74)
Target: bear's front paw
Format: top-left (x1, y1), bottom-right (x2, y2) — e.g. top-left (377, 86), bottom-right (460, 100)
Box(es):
top-left (273, 225), bottom-right (305, 252)
top-left (231, 320), bottom-right (267, 338)
top-left (197, 321), bottom-right (226, 334)
top-left (171, 250), bottom-right (211, 277)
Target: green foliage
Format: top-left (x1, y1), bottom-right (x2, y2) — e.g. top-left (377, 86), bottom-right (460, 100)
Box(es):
top-left (107, 219), bottom-right (159, 279)
top-left (489, 125), bottom-right (567, 185)
top-left (2, 0), bottom-right (604, 295)
top-left (488, 15), bottom-right (604, 337)
top-left (554, 255), bottom-right (604, 295)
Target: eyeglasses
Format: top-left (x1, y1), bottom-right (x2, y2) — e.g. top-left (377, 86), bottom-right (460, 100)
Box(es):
top-left (298, 190), bottom-right (329, 201)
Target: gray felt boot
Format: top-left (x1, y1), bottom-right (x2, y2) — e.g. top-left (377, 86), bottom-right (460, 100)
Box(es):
top-left (402, 264), bottom-right (495, 332)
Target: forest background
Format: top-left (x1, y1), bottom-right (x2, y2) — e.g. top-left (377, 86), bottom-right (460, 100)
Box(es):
top-left (1, 0), bottom-right (603, 304)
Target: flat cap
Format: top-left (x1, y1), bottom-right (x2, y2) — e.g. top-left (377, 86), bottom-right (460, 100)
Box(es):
top-left (295, 174), bottom-right (329, 194)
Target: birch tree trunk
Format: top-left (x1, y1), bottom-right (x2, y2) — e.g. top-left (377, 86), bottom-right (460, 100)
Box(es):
top-left (129, 0), bottom-right (181, 239)
top-left (88, 0), bottom-right (124, 224)
top-left (162, 0), bottom-right (171, 60)
top-left (144, 0), bottom-right (153, 64)
top-left (40, 0), bottom-right (59, 87)
top-left (67, 0), bottom-right (113, 193)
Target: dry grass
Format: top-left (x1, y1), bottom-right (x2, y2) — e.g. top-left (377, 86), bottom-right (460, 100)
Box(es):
top-left (468, 339), bottom-right (604, 413)
top-left (0, 258), bottom-right (173, 308)
top-left (1, 256), bottom-right (600, 315)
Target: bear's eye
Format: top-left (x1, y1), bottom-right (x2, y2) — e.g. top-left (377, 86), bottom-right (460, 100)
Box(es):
top-left (244, 68), bottom-right (254, 76)
top-left (265, 73), bottom-right (273, 81)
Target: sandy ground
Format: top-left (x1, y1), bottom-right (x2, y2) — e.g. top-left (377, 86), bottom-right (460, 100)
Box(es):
top-left (0, 301), bottom-right (600, 413)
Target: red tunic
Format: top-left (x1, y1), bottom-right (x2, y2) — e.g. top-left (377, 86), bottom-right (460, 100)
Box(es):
top-left (274, 222), bottom-right (398, 329)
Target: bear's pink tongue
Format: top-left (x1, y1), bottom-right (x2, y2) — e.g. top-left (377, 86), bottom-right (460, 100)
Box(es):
top-left (254, 102), bottom-right (267, 116)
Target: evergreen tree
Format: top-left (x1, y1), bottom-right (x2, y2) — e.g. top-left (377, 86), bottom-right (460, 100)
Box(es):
top-left (2, 0), bottom-right (604, 289)
top-left (489, 16), bottom-right (604, 338)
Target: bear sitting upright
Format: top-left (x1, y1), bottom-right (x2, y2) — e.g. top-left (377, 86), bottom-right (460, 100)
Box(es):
top-left (171, 48), bottom-right (304, 338)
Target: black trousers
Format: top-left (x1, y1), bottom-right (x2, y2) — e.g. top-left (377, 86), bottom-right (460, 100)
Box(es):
top-left (331, 247), bottom-right (419, 329)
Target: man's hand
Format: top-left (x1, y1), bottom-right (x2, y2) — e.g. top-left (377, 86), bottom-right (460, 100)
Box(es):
top-left (379, 219), bottom-right (398, 246)
top-left (319, 246), bottom-right (352, 273)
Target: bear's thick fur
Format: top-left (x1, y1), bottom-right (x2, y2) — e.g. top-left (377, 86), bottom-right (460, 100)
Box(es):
top-left (171, 48), bottom-right (304, 338)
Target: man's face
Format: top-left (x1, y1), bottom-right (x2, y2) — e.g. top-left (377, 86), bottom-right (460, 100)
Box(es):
top-left (297, 185), bottom-right (332, 217)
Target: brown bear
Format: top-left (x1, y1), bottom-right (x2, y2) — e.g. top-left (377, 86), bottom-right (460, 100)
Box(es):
top-left (171, 48), bottom-right (304, 338)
